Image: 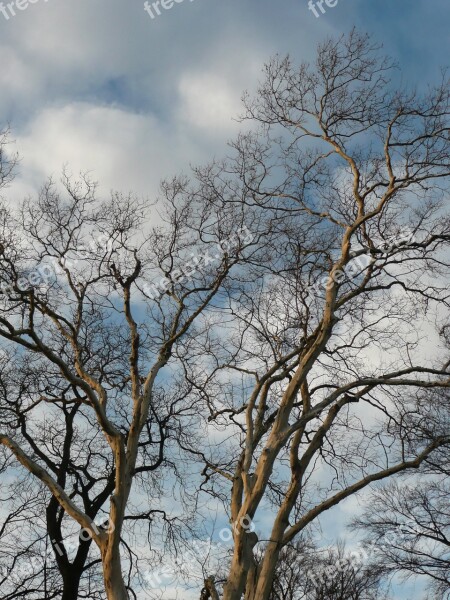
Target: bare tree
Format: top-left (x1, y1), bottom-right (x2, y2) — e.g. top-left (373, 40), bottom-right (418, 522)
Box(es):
top-left (354, 435), bottom-right (450, 599)
top-left (0, 28), bottom-right (450, 600)
top-left (0, 351), bottom-right (114, 600)
top-left (169, 30), bottom-right (450, 600)
top-left (267, 539), bottom-right (388, 600)
top-left (0, 157), bottom-right (262, 599)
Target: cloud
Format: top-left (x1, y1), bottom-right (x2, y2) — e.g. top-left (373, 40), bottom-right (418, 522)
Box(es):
top-left (177, 72), bottom-right (242, 134)
top-left (1, 3), bottom-right (449, 600)
top-left (13, 102), bottom-right (207, 196)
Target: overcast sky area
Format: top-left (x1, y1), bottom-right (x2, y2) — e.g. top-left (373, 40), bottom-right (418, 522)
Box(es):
top-left (1, 1), bottom-right (449, 598)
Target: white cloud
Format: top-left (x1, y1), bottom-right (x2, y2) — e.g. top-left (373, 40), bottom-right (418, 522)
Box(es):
top-left (177, 72), bottom-right (242, 134)
top-left (13, 102), bottom-right (204, 196)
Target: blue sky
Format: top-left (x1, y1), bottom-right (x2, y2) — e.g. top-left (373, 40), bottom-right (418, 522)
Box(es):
top-left (1, 0), bottom-right (449, 201)
top-left (1, 1), bottom-right (448, 598)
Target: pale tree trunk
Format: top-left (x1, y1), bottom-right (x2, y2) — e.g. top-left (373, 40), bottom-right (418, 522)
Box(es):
top-left (231, 537), bottom-right (281, 600)
top-left (223, 531), bottom-right (259, 600)
top-left (201, 576), bottom-right (221, 600)
top-left (101, 440), bottom-right (132, 600)
top-left (243, 561), bottom-right (257, 600)
top-left (223, 555), bottom-right (247, 600)
top-left (247, 544), bottom-right (280, 600)
top-left (102, 539), bottom-right (129, 600)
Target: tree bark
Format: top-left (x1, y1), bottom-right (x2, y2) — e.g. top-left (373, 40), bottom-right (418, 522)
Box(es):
top-left (61, 574), bottom-right (82, 600)
top-left (247, 545), bottom-right (279, 600)
top-left (102, 542), bottom-right (129, 600)
top-left (223, 531), bottom-right (258, 600)
top-left (201, 576), bottom-right (220, 600)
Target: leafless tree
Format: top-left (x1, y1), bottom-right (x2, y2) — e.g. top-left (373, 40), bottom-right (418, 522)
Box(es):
top-left (0, 352), bottom-right (114, 600)
top-left (354, 428), bottom-right (450, 599)
top-left (0, 145), bottom-right (263, 599)
top-left (0, 28), bottom-right (449, 600)
top-left (268, 539), bottom-right (388, 600)
top-left (169, 30), bottom-right (450, 600)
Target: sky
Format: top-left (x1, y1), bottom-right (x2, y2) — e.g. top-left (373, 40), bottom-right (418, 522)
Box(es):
top-left (1, 0), bottom-right (449, 598)
top-left (1, 0), bottom-right (449, 201)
